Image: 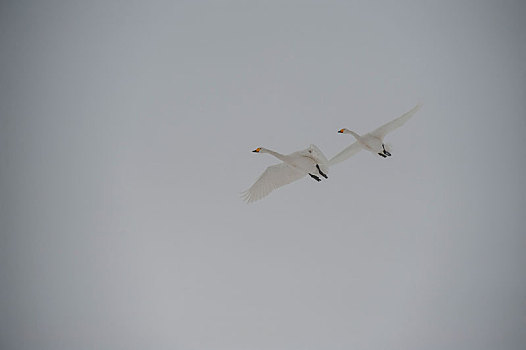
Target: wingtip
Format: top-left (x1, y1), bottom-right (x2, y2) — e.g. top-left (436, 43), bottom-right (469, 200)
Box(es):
top-left (240, 190), bottom-right (257, 204)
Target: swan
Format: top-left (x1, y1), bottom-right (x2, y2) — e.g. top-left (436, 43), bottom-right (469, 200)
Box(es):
top-left (242, 144), bottom-right (329, 203)
top-left (330, 104), bottom-right (422, 165)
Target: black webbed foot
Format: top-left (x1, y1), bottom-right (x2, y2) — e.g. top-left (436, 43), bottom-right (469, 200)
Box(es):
top-left (316, 164), bottom-right (328, 179)
top-left (309, 173), bottom-right (321, 182)
top-left (382, 144), bottom-right (391, 157)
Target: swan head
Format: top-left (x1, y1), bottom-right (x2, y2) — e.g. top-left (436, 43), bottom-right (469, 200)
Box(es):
top-left (338, 128), bottom-right (359, 138)
top-left (252, 147), bottom-right (262, 153)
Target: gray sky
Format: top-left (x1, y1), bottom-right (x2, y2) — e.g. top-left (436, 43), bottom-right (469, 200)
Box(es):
top-left (1, 1), bottom-right (525, 349)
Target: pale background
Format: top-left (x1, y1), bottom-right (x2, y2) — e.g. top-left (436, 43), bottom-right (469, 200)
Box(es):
top-left (1, 1), bottom-right (525, 349)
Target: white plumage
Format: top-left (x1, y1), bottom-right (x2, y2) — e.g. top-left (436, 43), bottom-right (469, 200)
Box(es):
top-left (242, 145), bottom-right (329, 203)
top-left (242, 104), bottom-right (421, 202)
top-left (330, 104), bottom-right (422, 165)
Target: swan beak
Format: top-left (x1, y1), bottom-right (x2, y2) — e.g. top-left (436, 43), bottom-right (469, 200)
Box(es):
top-left (338, 129), bottom-right (344, 133)
top-left (252, 148), bottom-right (261, 153)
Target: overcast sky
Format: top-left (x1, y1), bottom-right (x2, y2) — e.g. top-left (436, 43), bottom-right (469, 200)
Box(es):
top-left (1, 1), bottom-right (525, 349)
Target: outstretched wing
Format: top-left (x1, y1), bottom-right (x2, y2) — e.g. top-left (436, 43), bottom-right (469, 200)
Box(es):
top-left (307, 144), bottom-right (329, 175)
top-left (308, 144), bottom-right (329, 164)
top-left (328, 142), bottom-right (362, 166)
top-left (369, 104), bottom-right (422, 139)
top-left (241, 163), bottom-right (305, 203)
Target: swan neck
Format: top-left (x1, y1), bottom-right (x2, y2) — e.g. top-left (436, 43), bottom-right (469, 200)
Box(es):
top-left (262, 148), bottom-right (287, 162)
top-left (347, 130), bottom-right (362, 140)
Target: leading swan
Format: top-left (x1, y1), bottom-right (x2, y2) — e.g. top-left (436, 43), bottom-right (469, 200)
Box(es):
top-left (242, 145), bottom-right (329, 203)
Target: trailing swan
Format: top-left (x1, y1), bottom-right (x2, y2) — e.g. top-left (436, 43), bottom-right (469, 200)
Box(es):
top-left (330, 104), bottom-right (422, 165)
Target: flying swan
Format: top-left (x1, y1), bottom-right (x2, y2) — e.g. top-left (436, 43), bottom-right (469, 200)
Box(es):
top-left (242, 145), bottom-right (329, 203)
top-left (329, 104), bottom-right (422, 165)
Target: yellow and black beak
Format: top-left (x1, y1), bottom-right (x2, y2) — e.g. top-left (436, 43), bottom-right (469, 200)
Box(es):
top-left (338, 129), bottom-right (345, 133)
top-left (252, 148), bottom-right (261, 153)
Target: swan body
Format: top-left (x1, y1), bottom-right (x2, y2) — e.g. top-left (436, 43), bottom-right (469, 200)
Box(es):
top-left (330, 104), bottom-right (422, 165)
top-left (342, 130), bottom-right (384, 153)
top-left (242, 144), bottom-right (329, 203)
